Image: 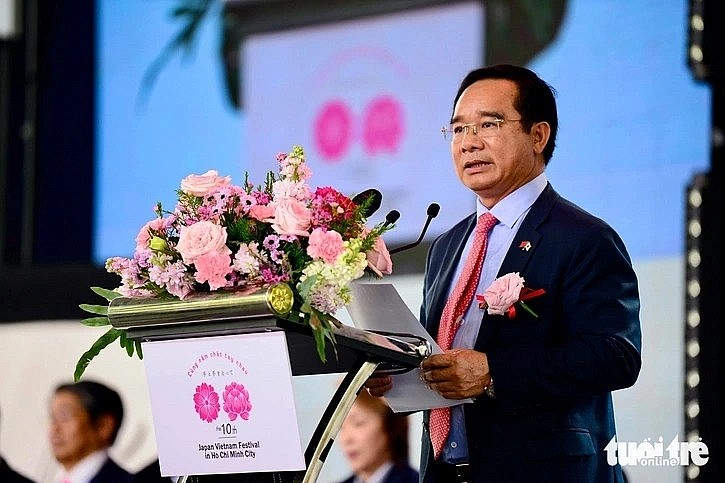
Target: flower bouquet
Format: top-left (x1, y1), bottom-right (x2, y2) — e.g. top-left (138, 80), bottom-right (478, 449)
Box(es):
top-left (76, 145), bottom-right (394, 380)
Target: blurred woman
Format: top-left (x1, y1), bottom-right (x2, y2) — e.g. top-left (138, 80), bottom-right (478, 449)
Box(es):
top-left (336, 390), bottom-right (418, 483)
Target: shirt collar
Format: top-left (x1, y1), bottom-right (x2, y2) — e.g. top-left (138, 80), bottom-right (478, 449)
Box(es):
top-left (62, 449), bottom-right (108, 483)
top-left (477, 172), bottom-right (547, 228)
top-left (352, 460), bottom-right (394, 483)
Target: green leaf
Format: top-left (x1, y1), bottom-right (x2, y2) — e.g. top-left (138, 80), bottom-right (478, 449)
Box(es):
top-left (297, 274), bottom-right (319, 300)
top-left (74, 328), bottom-right (123, 381)
top-left (518, 300), bottom-right (539, 318)
top-left (79, 304), bottom-right (108, 316)
top-left (91, 286), bottom-right (122, 302)
top-left (135, 340), bottom-right (144, 360)
top-left (312, 326), bottom-right (327, 363)
top-left (117, 330), bottom-right (140, 358)
top-left (321, 317), bottom-right (338, 360)
top-left (139, 0), bottom-right (214, 105)
top-left (80, 316), bottom-right (110, 327)
top-left (308, 311), bottom-right (341, 364)
top-left (124, 336), bottom-right (135, 357)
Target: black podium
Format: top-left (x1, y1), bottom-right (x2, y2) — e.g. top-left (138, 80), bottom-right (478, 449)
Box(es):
top-left (108, 286), bottom-right (428, 483)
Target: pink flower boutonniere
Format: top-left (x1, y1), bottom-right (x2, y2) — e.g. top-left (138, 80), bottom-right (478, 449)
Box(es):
top-left (476, 272), bottom-right (546, 318)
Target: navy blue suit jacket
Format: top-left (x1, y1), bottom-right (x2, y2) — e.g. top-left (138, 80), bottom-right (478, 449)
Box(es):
top-left (419, 184), bottom-right (642, 483)
top-left (89, 458), bottom-right (134, 483)
top-left (1, 456), bottom-right (36, 483)
top-left (337, 462), bottom-right (419, 483)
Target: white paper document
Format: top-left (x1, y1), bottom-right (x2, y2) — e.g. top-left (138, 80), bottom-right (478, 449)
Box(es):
top-left (346, 283), bottom-right (472, 412)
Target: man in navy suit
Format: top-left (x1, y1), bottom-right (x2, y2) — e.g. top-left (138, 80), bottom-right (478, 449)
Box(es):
top-left (49, 380), bottom-right (134, 483)
top-left (367, 64), bottom-right (642, 482)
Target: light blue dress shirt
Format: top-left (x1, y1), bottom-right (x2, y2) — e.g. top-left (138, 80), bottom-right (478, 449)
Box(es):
top-left (440, 173), bottom-right (547, 463)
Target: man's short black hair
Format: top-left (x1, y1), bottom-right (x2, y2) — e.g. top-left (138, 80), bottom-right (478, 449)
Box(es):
top-left (452, 64), bottom-right (559, 164)
top-left (54, 380), bottom-right (124, 445)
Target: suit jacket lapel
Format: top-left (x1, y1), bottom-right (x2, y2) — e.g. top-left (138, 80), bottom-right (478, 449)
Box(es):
top-left (474, 183), bottom-right (559, 349)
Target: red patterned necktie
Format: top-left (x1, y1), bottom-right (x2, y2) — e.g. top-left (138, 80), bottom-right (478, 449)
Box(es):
top-left (429, 212), bottom-right (498, 459)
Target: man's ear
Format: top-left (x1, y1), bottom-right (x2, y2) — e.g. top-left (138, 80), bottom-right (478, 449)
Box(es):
top-left (95, 414), bottom-right (117, 446)
top-left (531, 121), bottom-right (551, 155)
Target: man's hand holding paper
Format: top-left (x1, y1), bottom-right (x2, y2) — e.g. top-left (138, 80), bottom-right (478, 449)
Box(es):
top-left (345, 283), bottom-right (472, 412)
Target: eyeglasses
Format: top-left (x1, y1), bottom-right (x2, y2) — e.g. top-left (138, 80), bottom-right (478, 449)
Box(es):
top-left (441, 118), bottom-right (523, 142)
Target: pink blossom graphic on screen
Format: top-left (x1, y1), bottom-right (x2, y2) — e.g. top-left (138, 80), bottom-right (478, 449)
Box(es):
top-left (222, 381), bottom-right (253, 421)
top-left (193, 382), bottom-right (220, 423)
top-left (314, 100), bottom-right (353, 161)
top-left (362, 95), bottom-right (404, 155)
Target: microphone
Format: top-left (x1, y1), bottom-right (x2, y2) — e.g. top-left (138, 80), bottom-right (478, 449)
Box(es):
top-left (352, 188), bottom-right (383, 218)
top-left (389, 203), bottom-right (440, 255)
top-left (383, 210), bottom-right (400, 228)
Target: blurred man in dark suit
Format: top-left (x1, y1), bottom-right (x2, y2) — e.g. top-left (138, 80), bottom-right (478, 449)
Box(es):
top-left (49, 380), bottom-right (133, 483)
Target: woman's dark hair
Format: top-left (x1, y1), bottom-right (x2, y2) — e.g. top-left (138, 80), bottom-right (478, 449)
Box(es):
top-left (452, 64), bottom-right (558, 164)
top-left (54, 380), bottom-right (124, 444)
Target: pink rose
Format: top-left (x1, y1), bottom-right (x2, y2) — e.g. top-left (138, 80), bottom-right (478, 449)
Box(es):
top-left (269, 199), bottom-right (312, 237)
top-left (176, 221), bottom-right (230, 264)
top-left (307, 228), bottom-right (345, 263)
top-left (180, 170), bottom-right (231, 196)
top-left (482, 272), bottom-right (525, 315)
top-left (366, 236), bottom-right (393, 276)
top-left (193, 251), bottom-right (232, 290)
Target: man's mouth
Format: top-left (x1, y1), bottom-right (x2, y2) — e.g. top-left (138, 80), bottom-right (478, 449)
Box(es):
top-left (464, 159), bottom-right (491, 169)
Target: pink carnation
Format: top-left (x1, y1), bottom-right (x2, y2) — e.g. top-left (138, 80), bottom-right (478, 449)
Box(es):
top-left (135, 217), bottom-right (169, 252)
top-left (193, 251), bottom-right (233, 290)
top-left (482, 272), bottom-right (525, 315)
top-left (307, 228), bottom-right (345, 263)
top-left (248, 203), bottom-right (275, 222)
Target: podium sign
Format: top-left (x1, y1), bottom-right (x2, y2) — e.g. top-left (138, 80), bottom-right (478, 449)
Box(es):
top-left (106, 286), bottom-right (429, 481)
top-left (142, 331), bottom-right (305, 477)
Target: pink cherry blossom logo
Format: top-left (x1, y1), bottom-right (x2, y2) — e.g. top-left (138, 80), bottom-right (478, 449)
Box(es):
top-left (193, 382), bottom-right (220, 423)
top-left (222, 381), bottom-right (253, 421)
